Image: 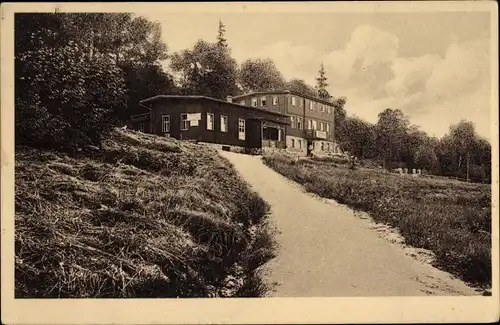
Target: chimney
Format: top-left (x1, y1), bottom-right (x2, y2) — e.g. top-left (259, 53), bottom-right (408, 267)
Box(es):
top-left (226, 95), bottom-right (233, 103)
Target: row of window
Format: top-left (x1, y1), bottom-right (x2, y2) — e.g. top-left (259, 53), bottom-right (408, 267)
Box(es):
top-left (289, 139), bottom-right (337, 152)
top-left (244, 96), bottom-right (332, 114)
top-left (292, 96), bottom-right (331, 113)
top-left (290, 138), bottom-right (304, 149)
top-left (290, 116), bottom-right (331, 132)
top-left (244, 96), bottom-right (279, 107)
top-left (161, 113), bottom-right (246, 140)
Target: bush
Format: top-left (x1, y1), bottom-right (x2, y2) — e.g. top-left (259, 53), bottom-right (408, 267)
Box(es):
top-left (16, 38), bottom-right (126, 152)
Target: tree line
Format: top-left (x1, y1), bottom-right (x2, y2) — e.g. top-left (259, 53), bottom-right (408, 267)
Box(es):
top-left (336, 111), bottom-right (491, 183)
top-left (15, 13), bottom-right (491, 183)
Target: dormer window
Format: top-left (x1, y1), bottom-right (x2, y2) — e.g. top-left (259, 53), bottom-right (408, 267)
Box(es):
top-left (291, 96), bottom-right (296, 106)
top-left (261, 96), bottom-right (267, 106)
top-left (272, 96), bottom-right (279, 105)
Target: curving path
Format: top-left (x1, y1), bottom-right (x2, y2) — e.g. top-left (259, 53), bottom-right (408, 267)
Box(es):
top-left (219, 150), bottom-right (479, 297)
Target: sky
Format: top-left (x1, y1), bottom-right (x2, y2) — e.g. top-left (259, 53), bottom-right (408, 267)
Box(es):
top-left (140, 10), bottom-right (493, 140)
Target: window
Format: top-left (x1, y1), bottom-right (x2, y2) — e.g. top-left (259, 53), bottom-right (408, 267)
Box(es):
top-left (320, 104), bottom-right (325, 112)
top-left (326, 123), bottom-right (330, 133)
top-left (312, 120), bottom-right (317, 130)
top-left (162, 115), bottom-right (170, 133)
top-left (291, 96), bottom-right (296, 106)
top-left (309, 101), bottom-right (315, 110)
top-left (291, 139), bottom-right (295, 148)
top-left (298, 140), bottom-right (302, 149)
top-left (307, 119), bottom-right (312, 130)
top-left (272, 96), bottom-right (279, 105)
top-left (207, 113), bottom-right (214, 130)
top-left (290, 116), bottom-right (296, 128)
top-left (251, 97), bottom-right (257, 107)
top-left (261, 96), bottom-right (267, 106)
top-left (297, 117), bottom-right (303, 129)
top-left (221, 115), bottom-right (228, 132)
top-left (181, 114), bottom-right (189, 130)
top-left (319, 122), bottom-right (324, 131)
top-left (321, 142), bottom-right (325, 151)
top-left (327, 106), bottom-right (331, 114)
top-left (238, 118), bottom-right (245, 140)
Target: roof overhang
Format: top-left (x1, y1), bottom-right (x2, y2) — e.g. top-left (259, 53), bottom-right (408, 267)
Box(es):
top-left (140, 94), bottom-right (290, 118)
top-left (232, 90), bottom-right (336, 106)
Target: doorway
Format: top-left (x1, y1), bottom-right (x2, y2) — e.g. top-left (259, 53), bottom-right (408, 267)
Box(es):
top-left (307, 141), bottom-right (313, 156)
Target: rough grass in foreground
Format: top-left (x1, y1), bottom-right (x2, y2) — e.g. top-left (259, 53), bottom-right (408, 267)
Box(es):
top-left (263, 153), bottom-right (491, 289)
top-left (15, 129), bottom-right (277, 298)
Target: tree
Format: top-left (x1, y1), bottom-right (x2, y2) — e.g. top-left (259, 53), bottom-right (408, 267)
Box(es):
top-left (120, 62), bottom-right (177, 118)
top-left (414, 144), bottom-right (440, 173)
top-left (286, 78), bottom-right (317, 97)
top-left (332, 97), bottom-right (347, 142)
top-left (400, 125), bottom-right (428, 168)
top-left (449, 120), bottom-right (476, 181)
top-left (15, 12), bottom-right (173, 151)
top-left (316, 63), bottom-right (332, 100)
top-left (58, 14), bottom-right (168, 65)
top-left (170, 40), bottom-right (239, 99)
top-left (375, 109), bottom-right (411, 168)
top-left (216, 19), bottom-right (228, 48)
top-left (238, 58), bottom-right (286, 92)
top-left (16, 36), bottom-right (126, 151)
top-left (436, 120), bottom-right (489, 182)
top-left (337, 116), bottom-right (376, 159)
top-left (469, 137), bottom-right (491, 182)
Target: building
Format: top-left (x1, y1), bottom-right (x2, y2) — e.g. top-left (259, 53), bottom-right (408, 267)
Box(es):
top-left (129, 95), bottom-right (289, 152)
top-left (232, 90), bottom-right (342, 156)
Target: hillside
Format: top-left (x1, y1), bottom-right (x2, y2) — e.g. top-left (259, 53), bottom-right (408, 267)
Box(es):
top-left (15, 129), bottom-right (276, 298)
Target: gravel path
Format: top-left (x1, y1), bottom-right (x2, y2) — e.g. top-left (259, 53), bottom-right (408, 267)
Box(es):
top-left (219, 151), bottom-right (480, 297)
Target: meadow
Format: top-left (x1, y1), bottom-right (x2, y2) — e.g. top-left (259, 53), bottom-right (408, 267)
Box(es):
top-left (15, 129), bottom-right (276, 298)
top-left (263, 153), bottom-right (491, 289)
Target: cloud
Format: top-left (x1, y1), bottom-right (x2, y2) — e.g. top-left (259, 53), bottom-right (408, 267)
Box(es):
top-left (320, 25), bottom-right (491, 139)
top-left (232, 24), bottom-right (491, 139)
top-left (424, 37), bottom-right (489, 102)
top-left (386, 54), bottom-right (440, 96)
top-left (323, 25), bottom-right (399, 85)
top-left (233, 41), bottom-right (319, 84)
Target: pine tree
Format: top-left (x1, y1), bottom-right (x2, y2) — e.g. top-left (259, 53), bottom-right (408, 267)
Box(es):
top-left (316, 63), bottom-right (328, 89)
top-left (216, 19), bottom-right (227, 48)
top-left (316, 63), bottom-right (332, 100)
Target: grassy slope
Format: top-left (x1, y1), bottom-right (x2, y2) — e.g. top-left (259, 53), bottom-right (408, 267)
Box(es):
top-left (263, 154), bottom-right (491, 288)
top-left (15, 129), bottom-right (276, 298)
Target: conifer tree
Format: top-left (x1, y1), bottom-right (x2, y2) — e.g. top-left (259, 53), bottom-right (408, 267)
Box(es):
top-left (316, 63), bottom-right (332, 100)
top-left (216, 19), bottom-right (227, 48)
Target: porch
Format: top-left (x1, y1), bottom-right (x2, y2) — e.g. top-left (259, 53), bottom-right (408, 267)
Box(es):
top-left (246, 117), bottom-right (287, 150)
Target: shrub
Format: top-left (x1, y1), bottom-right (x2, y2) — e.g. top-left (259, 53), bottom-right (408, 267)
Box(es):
top-left (16, 39), bottom-right (125, 152)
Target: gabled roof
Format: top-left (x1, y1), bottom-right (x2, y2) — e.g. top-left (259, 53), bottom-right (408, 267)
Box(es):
top-left (140, 95), bottom-right (291, 118)
top-left (232, 90), bottom-right (336, 106)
